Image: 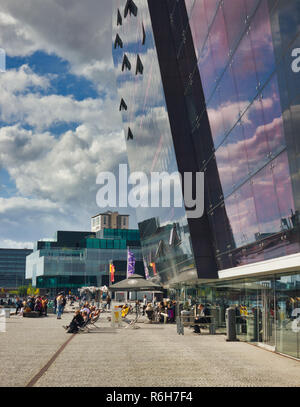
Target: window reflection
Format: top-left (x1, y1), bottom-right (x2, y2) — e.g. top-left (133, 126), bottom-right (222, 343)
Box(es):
top-left (189, 0), bottom-right (208, 60)
top-left (226, 122), bottom-right (249, 188)
top-left (252, 163), bottom-right (281, 236)
top-left (242, 96), bottom-right (269, 174)
top-left (250, 0), bottom-right (275, 89)
top-left (223, 0), bottom-right (247, 52)
top-left (231, 30), bottom-right (258, 105)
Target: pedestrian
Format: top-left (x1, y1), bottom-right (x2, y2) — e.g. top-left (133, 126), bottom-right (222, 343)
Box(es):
top-left (53, 295), bottom-right (57, 314)
top-left (15, 297), bottom-right (22, 314)
top-left (56, 293), bottom-right (64, 319)
top-left (106, 294), bottom-right (111, 310)
top-left (61, 294), bottom-right (66, 314)
top-left (142, 295), bottom-right (147, 315)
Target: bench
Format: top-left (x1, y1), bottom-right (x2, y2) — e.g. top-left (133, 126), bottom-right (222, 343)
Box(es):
top-left (23, 311), bottom-right (41, 318)
top-left (178, 314), bottom-right (216, 335)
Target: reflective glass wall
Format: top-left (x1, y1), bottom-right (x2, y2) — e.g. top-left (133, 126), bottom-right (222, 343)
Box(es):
top-left (176, 0), bottom-right (300, 270)
top-left (180, 271), bottom-right (300, 359)
top-left (112, 0), bottom-right (198, 285)
top-left (0, 249), bottom-right (32, 288)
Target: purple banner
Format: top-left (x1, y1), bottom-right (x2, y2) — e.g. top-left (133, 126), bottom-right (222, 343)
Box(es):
top-left (127, 249), bottom-right (136, 278)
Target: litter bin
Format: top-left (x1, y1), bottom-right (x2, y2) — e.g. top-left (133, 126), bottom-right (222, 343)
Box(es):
top-left (181, 310), bottom-right (192, 326)
top-left (226, 307), bottom-right (238, 341)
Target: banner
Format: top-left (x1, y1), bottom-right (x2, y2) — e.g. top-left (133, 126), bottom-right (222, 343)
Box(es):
top-left (126, 249), bottom-right (136, 278)
top-left (109, 262), bottom-right (115, 283)
top-left (150, 262), bottom-right (157, 276)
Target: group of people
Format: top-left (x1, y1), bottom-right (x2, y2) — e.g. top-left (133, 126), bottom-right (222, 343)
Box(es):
top-left (63, 302), bottom-right (101, 333)
top-left (16, 296), bottom-right (49, 316)
top-left (141, 296), bottom-right (177, 323)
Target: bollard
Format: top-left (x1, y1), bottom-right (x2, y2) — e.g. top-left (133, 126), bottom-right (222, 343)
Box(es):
top-left (226, 307), bottom-right (238, 341)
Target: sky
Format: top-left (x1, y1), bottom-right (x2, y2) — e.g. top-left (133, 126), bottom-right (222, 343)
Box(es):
top-left (0, 0), bottom-right (137, 249)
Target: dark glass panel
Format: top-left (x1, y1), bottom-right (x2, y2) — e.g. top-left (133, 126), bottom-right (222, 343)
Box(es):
top-left (224, 192), bottom-right (242, 248)
top-left (197, 35), bottom-right (217, 100)
top-left (205, 156), bottom-right (223, 208)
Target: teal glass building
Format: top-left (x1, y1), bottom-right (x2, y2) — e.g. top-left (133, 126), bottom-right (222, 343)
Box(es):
top-left (26, 229), bottom-right (143, 294)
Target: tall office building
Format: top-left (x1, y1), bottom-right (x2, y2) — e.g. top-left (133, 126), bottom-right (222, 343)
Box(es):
top-left (112, 1), bottom-right (300, 358)
top-left (0, 248), bottom-right (33, 289)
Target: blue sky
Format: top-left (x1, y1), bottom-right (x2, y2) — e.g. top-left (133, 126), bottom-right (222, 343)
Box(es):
top-left (0, 0), bottom-right (137, 248)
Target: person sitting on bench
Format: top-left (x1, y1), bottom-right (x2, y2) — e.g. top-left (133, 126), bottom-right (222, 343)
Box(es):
top-left (193, 304), bottom-right (211, 333)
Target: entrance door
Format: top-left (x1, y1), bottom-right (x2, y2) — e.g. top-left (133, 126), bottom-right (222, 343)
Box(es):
top-left (257, 282), bottom-right (276, 348)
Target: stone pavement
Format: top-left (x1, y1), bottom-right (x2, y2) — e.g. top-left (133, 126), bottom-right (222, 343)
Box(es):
top-left (0, 309), bottom-right (299, 387)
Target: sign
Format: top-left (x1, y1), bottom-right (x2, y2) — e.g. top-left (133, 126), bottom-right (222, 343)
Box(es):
top-left (111, 306), bottom-right (122, 328)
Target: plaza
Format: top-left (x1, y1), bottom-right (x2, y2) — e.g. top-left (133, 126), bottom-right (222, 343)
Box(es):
top-left (0, 308), bottom-right (299, 388)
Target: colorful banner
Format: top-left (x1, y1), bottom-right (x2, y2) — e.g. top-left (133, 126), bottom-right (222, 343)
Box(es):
top-left (109, 262), bottom-right (115, 283)
top-left (127, 249), bottom-right (136, 278)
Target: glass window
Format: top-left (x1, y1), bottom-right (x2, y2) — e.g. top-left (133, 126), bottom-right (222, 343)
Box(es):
top-left (184, 0), bottom-right (195, 17)
top-left (209, 5), bottom-right (230, 82)
top-left (231, 29), bottom-right (259, 106)
top-left (261, 75), bottom-right (285, 155)
top-left (205, 156), bottom-right (224, 208)
top-left (223, 0), bottom-right (247, 52)
top-left (203, 0), bottom-right (220, 28)
top-left (242, 96), bottom-right (269, 175)
top-left (272, 152), bottom-right (295, 227)
top-left (251, 163), bottom-right (281, 236)
top-left (226, 121), bottom-right (249, 188)
top-left (215, 140), bottom-right (233, 197)
top-left (218, 63), bottom-right (240, 135)
top-left (189, 0), bottom-right (208, 60)
top-left (224, 192), bottom-right (242, 248)
top-left (207, 86), bottom-right (225, 148)
top-left (236, 181), bottom-right (259, 246)
top-left (197, 35), bottom-right (217, 100)
top-left (210, 201), bottom-right (235, 254)
top-left (250, 0), bottom-right (276, 89)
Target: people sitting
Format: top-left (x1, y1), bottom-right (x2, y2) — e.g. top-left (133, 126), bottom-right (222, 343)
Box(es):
top-left (64, 310), bottom-right (85, 333)
top-left (63, 303), bottom-right (102, 333)
top-left (193, 304), bottom-right (211, 334)
top-left (145, 303), bottom-right (154, 321)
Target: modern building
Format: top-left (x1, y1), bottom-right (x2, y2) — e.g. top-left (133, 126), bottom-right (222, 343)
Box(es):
top-left (26, 228), bottom-right (143, 295)
top-left (0, 248), bottom-right (33, 289)
top-left (112, 0), bottom-right (300, 358)
top-left (91, 211), bottom-right (130, 232)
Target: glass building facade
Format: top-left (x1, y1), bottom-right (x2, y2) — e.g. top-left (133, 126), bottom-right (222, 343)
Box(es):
top-left (26, 229), bottom-right (143, 293)
top-left (0, 248), bottom-right (33, 289)
top-left (112, 1), bottom-right (300, 358)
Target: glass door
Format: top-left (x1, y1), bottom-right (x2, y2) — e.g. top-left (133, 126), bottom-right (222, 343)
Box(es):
top-left (257, 281), bottom-right (276, 348)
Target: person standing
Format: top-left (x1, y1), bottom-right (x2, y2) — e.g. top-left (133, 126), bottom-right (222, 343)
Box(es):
top-left (61, 294), bottom-right (66, 314)
top-left (56, 293), bottom-right (64, 319)
top-left (142, 295), bottom-right (147, 315)
top-left (106, 294), bottom-right (111, 310)
top-left (15, 297), bottom-right (22, 314)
